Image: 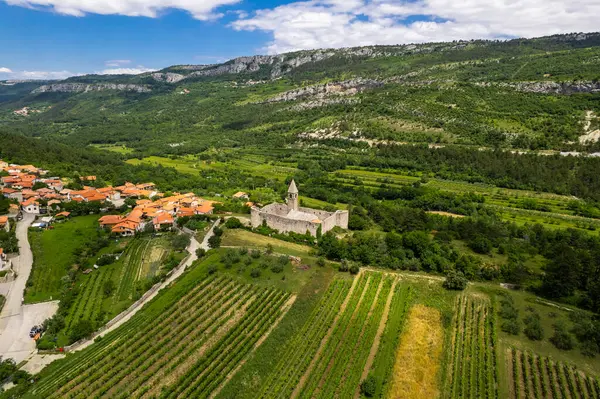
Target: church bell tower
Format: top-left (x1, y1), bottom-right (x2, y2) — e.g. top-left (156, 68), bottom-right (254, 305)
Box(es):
top-left (287, 180), bottom-right (299, 212)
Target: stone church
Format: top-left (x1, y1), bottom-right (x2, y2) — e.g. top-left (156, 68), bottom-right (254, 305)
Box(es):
top-left (251, 180), bottom-right (349, 236)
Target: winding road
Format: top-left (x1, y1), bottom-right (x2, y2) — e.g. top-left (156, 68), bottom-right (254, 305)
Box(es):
top-left (0, 213), bottom-right (59, 364)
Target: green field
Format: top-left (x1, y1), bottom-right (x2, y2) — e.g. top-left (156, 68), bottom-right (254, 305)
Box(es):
top-left (26, 215), bottom-right (102, 303)
top-left (62, 236), bottom-right (175, 336)
top-left (221, 229), bottom-right (312, 257)
top-left (26, 256), bottom-right (294, 399)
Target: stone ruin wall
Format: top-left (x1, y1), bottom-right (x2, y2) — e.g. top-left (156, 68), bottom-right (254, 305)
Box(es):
top-left (251, 205), bottom-right (349, 237)
top-left (252, 210), bottom-right (320, 236)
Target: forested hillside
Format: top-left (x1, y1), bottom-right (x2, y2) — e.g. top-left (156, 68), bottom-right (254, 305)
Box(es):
top-left (1, 32), bottom-right (600, 312)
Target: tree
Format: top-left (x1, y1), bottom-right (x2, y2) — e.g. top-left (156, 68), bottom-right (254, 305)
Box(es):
top-left (250, 269), bottom-right (261, 278)
top-left (349, 264), bottom-right (360, 275)
top-left (469, 236), bottom-right (493, 254)
top-left (360, 375), bottom-right (377, 397)
top-left (103, 280), bottom-right (115, 298)
top-left (196, 248), bottom-right (206, 258)
top-left (70, 319), bottom-right (95, 343)
top-left (124, 197), bottom-right (137, 208)
top-left (443, 270), bottom-right (468, 290)
top-left (171, 233), bottom-right (191, 252)
top-left (208, 234), bottom-right (221, 249)
top-left (224, 217), bottom-right (243, 229)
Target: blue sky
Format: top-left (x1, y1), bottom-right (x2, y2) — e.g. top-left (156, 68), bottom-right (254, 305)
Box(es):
top-left (0, 0), bottom-right (598, 79)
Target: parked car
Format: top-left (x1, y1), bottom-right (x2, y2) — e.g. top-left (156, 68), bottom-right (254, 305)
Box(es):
top-left (29, 325), bottom-right (43, 338)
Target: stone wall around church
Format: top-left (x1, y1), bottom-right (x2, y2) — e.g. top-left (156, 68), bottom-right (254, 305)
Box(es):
top-left (251, 204), bottom-right (349, 237)
top-left (251, 207), bottom-right (320, 235)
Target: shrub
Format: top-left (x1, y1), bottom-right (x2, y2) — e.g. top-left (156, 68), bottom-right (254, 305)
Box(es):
top-left (70, 319), bottom-right (94, 343)
top-left (349, 264), bottom-right (360, 275)
top-left (195, 248), bottom-right (206, 258)
top-left (523, 313), bottom-right (544, 341)
top-left (208, 234), bottom-right (221, 249)
top-left (207, 265), bottom-right (218, 275)
top-left (550, 322), bottom-right (575, 350)
top-left (250, 269), bottom-right (261, 278)
top-left (443, 270), bottom-right (468, 290)
top-left (339, 259), bottom-right (350, 272)
top-left (469, 236), bottom-right (493, 254)
top-left (360, 375), bottom-right (377, 397)
top-left (317, 257), bottom-right (326, 267)
top-left (271, 264), bottom-right (284, 274)
top-left (224, 217), bottom-right (243, 229)
top-left (501, 319), bottom-right (521, 335)
top-left (251, 249), bottom-right (261, 259)
top-left (96, 254), bottom-right (117, 266)
top-left (103, 280), bottom-right (115, 298)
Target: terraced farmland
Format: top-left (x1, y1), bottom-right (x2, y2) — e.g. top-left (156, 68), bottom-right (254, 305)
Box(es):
top-left (508, 349), bottom-right (600, 399)
top-left (446, 294), bottom-right (499, 399)
top-left (259, 270), bottom-right (410, 399)
top-left (30, 274), bottom-right (293, 398)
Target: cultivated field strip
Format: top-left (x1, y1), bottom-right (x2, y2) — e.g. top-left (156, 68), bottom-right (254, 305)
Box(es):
top-left (509, 348), bottom-right (600, 399)
top-left (115, 239), bottom-right (149, 301)
top-left (263, 270), bottom-right (403, 399)
top-left (32, 275), bottom-right (292, 398)
top-left (31, 275), bottom-right (220, 396)
top-left (258, 278), bottom-right (353, 399)
top-left (446, 294), bottom-right (499, 399)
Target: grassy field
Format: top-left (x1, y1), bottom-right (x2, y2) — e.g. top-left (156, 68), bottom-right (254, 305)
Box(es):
top-left (221, 229), bottom-right (312, 257)
top-left (26, 215), bottom-right (101, 303)
top-left (481, 286), bottom-right (600, 379)
top-left (388, 304), bottom-right (444, 399)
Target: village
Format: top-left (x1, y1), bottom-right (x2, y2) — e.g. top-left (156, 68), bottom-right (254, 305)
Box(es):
top-left (0, 159), bottom-right (228, 268)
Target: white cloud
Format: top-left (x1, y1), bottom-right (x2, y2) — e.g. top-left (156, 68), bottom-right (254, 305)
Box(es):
top-left (3, 0), bottom-right (241, 20)
top-left (99, 66), bottom-right (157, 75)
top-left (231, 0), bottom-right (600, 54)
top-left (0, 69), bottom-right (78, 80)
top-left (105, 59), bottom-right (132, 67)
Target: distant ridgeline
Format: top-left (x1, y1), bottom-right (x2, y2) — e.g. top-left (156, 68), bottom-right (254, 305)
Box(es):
top-left (0, 32), bottom-right (600, 200)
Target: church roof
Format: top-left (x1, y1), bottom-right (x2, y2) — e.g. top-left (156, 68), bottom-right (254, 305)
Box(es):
top-left (288, 179), bottom-right (298, 194)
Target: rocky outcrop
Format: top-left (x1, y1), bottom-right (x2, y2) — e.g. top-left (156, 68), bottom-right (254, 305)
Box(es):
top-left (32, 83), bottom-right (151, 94)
top-left (263, 78), bottom-right (384, 104)
top-left (289, 98), bottom-right (360, 111)
top-left (151, 72), bottom-right (186, 83)
top-left (474, 81), bottom-right (600, 94)
top-left (513, 81), bottom-right (600, 94)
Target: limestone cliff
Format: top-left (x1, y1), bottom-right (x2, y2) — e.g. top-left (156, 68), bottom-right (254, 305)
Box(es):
top-left (261, 78), bottom-right (384, 104)
top-left (32, 83), bottom-right (151, 94)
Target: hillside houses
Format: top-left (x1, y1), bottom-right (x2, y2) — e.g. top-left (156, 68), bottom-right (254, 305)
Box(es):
top-left (100, 192), bottom-right (218, 236)
top-left (0, 159), bottom-right (162, 215)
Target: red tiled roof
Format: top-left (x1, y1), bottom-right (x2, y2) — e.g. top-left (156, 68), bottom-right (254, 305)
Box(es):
top-left (153, 213), bottom-right (174, 225)
top-left (99, 215), bottom-right (125, 226)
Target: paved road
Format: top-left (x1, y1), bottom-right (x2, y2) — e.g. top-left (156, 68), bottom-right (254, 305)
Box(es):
top-left (199, 219), bottom-right (220, 251)
top-left (0, 213), bottom-right (59, 364)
